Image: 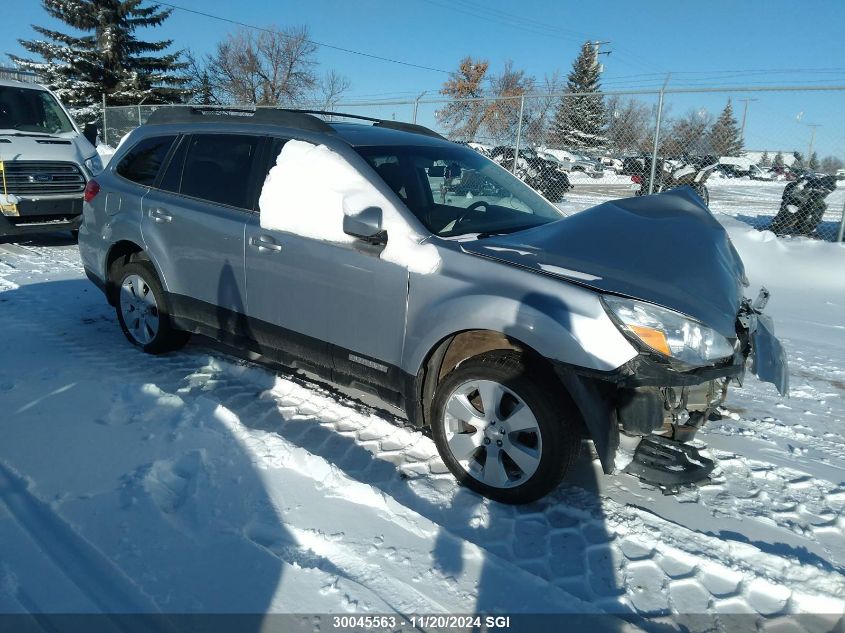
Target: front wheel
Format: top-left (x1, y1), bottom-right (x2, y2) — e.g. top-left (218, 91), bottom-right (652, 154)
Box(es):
top-left (114, 260), bottom-right (189, 354)
top-left (430, 351), bottom-right (581, 504)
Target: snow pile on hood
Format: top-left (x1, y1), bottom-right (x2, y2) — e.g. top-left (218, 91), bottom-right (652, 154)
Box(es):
top-left (258, 140), bottom-right (440, 274)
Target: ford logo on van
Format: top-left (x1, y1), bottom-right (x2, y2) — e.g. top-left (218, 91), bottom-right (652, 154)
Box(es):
top-left (29, 174), bottom-right (53, 183)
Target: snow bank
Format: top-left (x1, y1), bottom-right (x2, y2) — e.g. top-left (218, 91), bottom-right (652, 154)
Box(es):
top-left (258, 140), bottom-right (440, 275)
top-left (723, 216), bottom-right (845, 292)
top-left (96, 143), bottom-right (115, 166)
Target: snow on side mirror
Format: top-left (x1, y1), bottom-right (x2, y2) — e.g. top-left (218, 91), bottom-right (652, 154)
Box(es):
top-left (343, 207), bottom-right (387, 245)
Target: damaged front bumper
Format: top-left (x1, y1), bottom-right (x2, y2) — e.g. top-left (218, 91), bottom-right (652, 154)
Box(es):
top-left (553, 288), bottom-right (789, 483)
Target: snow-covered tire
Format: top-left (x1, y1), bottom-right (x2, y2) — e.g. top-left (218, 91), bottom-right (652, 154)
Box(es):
top-left (431, 351), bottom-right (581, 504)
top-left (114, 260), bottom-right (189, 354)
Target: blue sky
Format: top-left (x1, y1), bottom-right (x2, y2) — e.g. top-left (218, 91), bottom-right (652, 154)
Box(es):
top-left (5, 0), bottom-right (845, 157)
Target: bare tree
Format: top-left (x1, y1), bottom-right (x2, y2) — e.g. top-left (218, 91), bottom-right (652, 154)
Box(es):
top-left (484, 60), bottom-right (535, 143)
top-left (184, 50), bottom-right (220, 105)
top-left (315, 70), bottom-right (351, 111)
top-left (661, 109), bottom-right (714, 156)
top-left (524, 71), bottom-right (563, 147)
top-left (208, 25), bottom-right (318, 105)
top-left (605, 95), bottom-right (654, 154)
top-left (438, 56), bottom-right (489, 140)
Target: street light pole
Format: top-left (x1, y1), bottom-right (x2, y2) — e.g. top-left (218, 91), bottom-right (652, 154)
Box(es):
top-left (738, 98), bottom-right (758, 145)
top-left (806, 124), bottom-right (820, 169)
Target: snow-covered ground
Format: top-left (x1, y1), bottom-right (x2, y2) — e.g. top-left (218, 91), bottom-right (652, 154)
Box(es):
top-left (0, 185), bottom-right (843, 631)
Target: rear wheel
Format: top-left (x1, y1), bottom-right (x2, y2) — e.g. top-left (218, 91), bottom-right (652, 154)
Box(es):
top-left (114, 260), bottom-right (189, 354)
top-left (430, 351), bottom-right (581, 504)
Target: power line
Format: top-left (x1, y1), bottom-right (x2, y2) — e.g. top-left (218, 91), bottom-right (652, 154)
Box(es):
top-left (156, 1), bottom-right (450, 74)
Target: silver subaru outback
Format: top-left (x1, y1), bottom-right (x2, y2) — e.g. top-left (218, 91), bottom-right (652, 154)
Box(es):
top-left (78, 108), bottom-right (788, 504)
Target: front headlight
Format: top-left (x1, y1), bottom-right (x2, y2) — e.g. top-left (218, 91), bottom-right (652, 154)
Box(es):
top-left (603, 296), bottom-right (735, 366)
top-left (84, 154), bottom-right (103, 175)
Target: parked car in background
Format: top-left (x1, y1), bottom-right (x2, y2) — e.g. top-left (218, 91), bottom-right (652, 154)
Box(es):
top-left (748, 164), bottom-right (774, 181)
top-left (598, 156), bottom-right (623, 174)
top-left (0, 78), bottom-right (101, 238)
top-left (835, 168), bottom-right (845, 181)
top-left (569, 153), bottom-right (604, 178)
top-left (489, 146), bottom-right (572, 202)
top-left (79, 107), bottom-right (788, 503)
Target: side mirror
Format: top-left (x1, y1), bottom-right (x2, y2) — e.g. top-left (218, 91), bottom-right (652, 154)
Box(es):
top-left (343, 207), bottom-right (387, 245)
top-left (83, 122), bottom-right (98, 147)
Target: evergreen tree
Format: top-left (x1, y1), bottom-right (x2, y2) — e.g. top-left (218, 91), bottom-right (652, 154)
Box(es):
top-left (773, 151), bottom-right (785, 171)
top-left (549, 41), bottom-right (607, 151)
top-left (809, 151), bottom-right (820, 171)
top-left (792, 151), bottom-right (805, 171)
top-left (759, 151), bottom-right (771, 167)
top-left (708, 99), bottom-right (743, 156)
top-left (10, 0), bottom-right (188, 121)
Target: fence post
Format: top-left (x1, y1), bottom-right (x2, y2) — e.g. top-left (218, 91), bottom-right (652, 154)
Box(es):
top-left (512, 95), bottom-right (525, 175)
top-left (837, 200), bottom-right (845, 243)
top-left (648, 75), bottom-right (671, 195)
top-left (101, 94), bottom-right (107, 147)
top-left (138, 104), bottom-right (142, 127)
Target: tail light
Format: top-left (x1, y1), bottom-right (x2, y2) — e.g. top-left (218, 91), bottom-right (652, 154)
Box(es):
top-left (83, 179), bottom-right (100, 203)
top-left (631, 174), bottom-right (643, 184)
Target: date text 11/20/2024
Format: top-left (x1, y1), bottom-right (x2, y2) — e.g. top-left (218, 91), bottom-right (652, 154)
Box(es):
top-left (332, 615), bottom-right (512, 630)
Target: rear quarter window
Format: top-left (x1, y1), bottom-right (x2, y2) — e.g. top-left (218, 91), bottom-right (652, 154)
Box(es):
top-left (115, 135), bottom-right (177, 186)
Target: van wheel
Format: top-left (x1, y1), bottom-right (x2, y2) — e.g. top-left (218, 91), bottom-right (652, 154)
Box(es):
top-left (114, 260), bottom-right (189, 354)
top-left (430, 351), bottom-right (581, 504)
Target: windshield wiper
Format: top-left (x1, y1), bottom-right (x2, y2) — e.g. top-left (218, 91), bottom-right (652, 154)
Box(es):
top-left (476, 224), bottom-right (539, 239)
top-left (0, 130), bottom-right (55, 138)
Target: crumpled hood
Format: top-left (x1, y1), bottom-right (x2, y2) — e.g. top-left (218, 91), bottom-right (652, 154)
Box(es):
top-left (461, 188), bottom-right (747, 338)
top-left (0, 133), bottom-right (92, 164)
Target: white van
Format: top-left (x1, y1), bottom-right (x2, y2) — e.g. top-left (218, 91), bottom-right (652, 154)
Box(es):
top-left (0, 78), bottom-right (100, 238)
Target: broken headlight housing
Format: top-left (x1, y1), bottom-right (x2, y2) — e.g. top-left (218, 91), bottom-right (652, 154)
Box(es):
top-left (603, 296), bottom-right (735, 367)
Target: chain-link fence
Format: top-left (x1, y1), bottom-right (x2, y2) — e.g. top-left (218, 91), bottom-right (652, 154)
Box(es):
top-left (102, 86), bottom-right (845, 242)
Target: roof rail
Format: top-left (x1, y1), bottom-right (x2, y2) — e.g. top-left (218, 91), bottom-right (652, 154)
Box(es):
top-left (144, 106), bottom-right (335, 134)
top-left (277, 109), bottom-right (446, 140)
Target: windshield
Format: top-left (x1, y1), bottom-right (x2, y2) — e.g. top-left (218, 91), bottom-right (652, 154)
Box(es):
top-left (0, 86), bottom-right (75, 135)
top-left (356, 144), bottom-right (565, 237)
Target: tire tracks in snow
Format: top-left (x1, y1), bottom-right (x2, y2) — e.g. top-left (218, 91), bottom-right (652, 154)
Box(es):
top-left (0, 463), bottom-right (175, 631)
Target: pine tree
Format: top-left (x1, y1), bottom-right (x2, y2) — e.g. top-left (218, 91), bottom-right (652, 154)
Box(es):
top-left (9, 0), bottom-right (188, 121)
top-left (549, 41), bottom-right (607, 151)
top-left (809, 151), bottom-right (820, 171)
top-left (792, 151), bottom-right (805, 171)
top-left (759, 151), bottom-right (771, 167)
top-left (773, 151), bottom-right (785, 171)
top-left (708, 99), bottom-right (743, 156)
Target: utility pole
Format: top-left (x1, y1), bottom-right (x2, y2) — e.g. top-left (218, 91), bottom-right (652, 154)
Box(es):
top-left (738, 98), bottom-right (758, 145)
top-left (592, 40), bottom-right (612, 74)
top-left (806, 124), bottom-right (821, 169)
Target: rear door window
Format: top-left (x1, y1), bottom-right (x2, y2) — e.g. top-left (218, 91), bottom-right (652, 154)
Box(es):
top-left (115, 135), bottom-right (177, 186)
top-left (157, 136), bottom-right (188, 193)
top-left (180, 134), bottom-right (260, 209)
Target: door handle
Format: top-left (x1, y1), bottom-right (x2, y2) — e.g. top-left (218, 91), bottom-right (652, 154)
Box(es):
top-left (249, 235), bottom-right (282, 253)
top-left (149, 208), bottom-right (172, 223)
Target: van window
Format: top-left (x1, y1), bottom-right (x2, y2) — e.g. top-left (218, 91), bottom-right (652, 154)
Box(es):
top-left (180, 134), bottom-right (259, 209)
top-left (116, 135), bottom-right (177, 186)
top-left (0, 86), bottom-right (74, 135)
